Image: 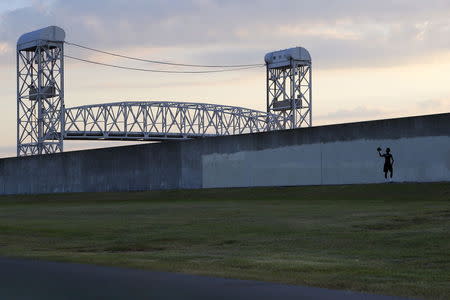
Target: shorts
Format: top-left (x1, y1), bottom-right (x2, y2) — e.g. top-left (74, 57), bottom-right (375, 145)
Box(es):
top-left (384, 164), bottom-right (393, 173)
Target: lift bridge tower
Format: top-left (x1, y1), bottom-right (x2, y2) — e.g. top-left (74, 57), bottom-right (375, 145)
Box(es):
top-left (265, 47), bottom-right (312, 129)
top-left (16, 26), bottom-right (65, 156)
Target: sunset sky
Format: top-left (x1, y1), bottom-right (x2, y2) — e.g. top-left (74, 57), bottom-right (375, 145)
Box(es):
top-left (1, 0), bottom-right (449, 157)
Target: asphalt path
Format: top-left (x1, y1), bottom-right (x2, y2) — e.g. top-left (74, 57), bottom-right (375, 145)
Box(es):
top-left (0, 257), bottom-right (412, 300)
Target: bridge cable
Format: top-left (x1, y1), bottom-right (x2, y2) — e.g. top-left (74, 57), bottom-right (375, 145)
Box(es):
top-left (65, 55), bottom-right (264, 73)
top-left (65, 41), bottom-right (264, 68)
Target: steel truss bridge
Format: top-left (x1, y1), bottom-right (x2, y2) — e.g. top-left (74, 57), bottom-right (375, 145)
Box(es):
top-left (16, 26), bottom-right (311, 156)
top-left (64, 101), bottom-right (286, 141)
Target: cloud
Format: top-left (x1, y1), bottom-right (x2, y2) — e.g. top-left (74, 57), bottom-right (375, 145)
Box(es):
top-left (0, 145), bottom-right (16, 158)
top-left (316, 106), bottom-right (387, 124)
top-left (412, 98), bottom-right (450, 114)
top-left (0, 0), bottom-right (449, 69)
top-left (315, 97), bottom-right (450, 125)
top-left (0, 42), bottom-right (10, 54)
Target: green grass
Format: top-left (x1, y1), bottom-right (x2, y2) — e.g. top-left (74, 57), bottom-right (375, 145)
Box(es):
top-left (0, 183), bottom-right (449, 299)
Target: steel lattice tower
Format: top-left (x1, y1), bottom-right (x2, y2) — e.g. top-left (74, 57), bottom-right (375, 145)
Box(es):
top-left (265, 47), bottom-right (312, 129)
top-left (16, 26), bottom-right (65, 156)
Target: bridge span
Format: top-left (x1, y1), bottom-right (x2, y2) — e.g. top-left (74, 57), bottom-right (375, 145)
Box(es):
top-left (64, 101), bottom-right (286, 141)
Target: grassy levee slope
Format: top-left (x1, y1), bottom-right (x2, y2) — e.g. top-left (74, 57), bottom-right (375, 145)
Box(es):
top-left (0, 183), bottom-right (449, 299)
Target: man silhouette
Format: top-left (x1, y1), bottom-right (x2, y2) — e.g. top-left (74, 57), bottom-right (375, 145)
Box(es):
top-left (377, 147), bottom-right (394, 181)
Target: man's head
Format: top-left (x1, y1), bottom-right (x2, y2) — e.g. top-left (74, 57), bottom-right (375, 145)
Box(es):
top-left (386, 148), bottom-right (391, 153)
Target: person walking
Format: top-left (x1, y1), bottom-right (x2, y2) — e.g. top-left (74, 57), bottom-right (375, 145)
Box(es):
top-left (377, 147), bottom-right (394, 181)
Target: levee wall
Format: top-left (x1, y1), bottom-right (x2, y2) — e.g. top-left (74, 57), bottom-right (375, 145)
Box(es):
top-left (0, 113), bottom-right (449, 195)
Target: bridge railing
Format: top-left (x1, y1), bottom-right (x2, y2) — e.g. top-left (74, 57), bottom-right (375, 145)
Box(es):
top-left (64, 101), bottom-right (287, 141)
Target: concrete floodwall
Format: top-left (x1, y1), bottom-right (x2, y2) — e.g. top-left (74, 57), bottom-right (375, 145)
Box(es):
top-left (0, 113), bottom-right (449, 195)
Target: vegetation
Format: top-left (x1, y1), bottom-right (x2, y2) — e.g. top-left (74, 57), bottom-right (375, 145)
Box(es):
top-left (0, 182), bottom-right (449, 299)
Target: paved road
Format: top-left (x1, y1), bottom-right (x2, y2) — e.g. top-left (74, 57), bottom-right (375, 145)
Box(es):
top-left (0, 257), bottom-right (411, 300)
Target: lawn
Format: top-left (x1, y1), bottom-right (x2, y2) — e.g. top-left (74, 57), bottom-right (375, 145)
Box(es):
top-left (0, 182), bottom-right (449, 299)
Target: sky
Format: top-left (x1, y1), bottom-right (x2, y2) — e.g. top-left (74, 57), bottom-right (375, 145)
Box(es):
top-left (0, 0), bottom-right (449, 157)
